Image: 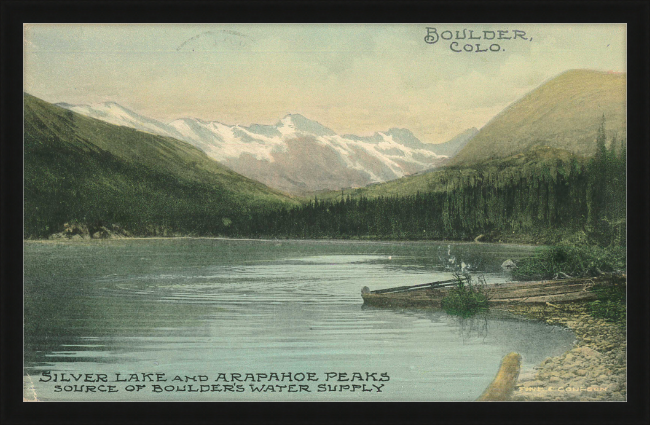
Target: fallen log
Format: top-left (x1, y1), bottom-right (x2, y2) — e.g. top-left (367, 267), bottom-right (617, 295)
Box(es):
top-left (486, 282), bottom-right (594, 300)
top-left (477, 352), bottom-right (522, 401)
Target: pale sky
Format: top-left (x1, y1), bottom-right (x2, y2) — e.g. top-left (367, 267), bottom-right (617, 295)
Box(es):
top-left (23, 24), bottom-right (626, 144)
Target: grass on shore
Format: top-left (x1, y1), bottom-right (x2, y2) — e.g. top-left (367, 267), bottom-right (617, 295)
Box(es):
top-left (511, 245), bottom-right (625, 281)
top-left (441, 274), bottom-right (489, 317)
top-left (587, 282), bottom-right (626, 324)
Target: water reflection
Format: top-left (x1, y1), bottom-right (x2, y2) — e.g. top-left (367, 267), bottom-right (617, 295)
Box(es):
top-left (24, 239), bottom-right (569, 401)
top-left (449, 314), bottom-right (490, 343)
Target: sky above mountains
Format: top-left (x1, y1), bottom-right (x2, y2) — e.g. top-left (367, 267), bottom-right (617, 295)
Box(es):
top-left (24, 24), bottom-right (625, 144)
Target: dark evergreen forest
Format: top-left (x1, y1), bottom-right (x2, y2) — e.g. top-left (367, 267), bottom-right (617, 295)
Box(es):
top-left (239, 131), bottom-right (626, 247)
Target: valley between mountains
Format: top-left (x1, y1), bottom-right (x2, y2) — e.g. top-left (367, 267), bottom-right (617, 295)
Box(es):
top-left (25, 69), bottom-right (626, 245)
top-left (57, 101), bottom-right (477, 194)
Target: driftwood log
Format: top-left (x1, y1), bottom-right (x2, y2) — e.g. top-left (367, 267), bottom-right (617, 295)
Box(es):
top-left (477, 352), bottom-right (522, 401)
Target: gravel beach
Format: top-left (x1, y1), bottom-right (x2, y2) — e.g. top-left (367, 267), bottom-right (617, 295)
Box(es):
top-left (501, 302), bottom-right (626, 401)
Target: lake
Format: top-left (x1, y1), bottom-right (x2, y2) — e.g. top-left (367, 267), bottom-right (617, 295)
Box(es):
top-left (24, 238), bottom-right (575, 401)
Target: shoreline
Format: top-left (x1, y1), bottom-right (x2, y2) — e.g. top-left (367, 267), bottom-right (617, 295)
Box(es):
top-left (364, 297), bottom-right (627, 401)
top-left (24, 235), bottom-right (539, 248)
top-left (360, 277), bottom-right (626, 402)
top-left (500, 302), bottom-right (626, 401)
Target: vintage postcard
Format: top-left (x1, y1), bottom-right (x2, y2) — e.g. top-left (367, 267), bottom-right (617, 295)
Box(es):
top-left (23, 23), bottom-right (627, 402)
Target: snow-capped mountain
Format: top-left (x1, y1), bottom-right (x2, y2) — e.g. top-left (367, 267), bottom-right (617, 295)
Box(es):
top-left (57, 102), bottom-right (477, 194)
top-left (57, 102), bottom-right (187, 141)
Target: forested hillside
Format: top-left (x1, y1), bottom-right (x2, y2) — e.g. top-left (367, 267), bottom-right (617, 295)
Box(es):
top-left (24, 93), bottom-right (296, 238)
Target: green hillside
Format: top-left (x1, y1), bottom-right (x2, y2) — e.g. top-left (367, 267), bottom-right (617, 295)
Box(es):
top-left (24, 93), bottom-right (297, 238)
top-left (450, 69), bottom-right (626, 165)
top-left (261, 144), bottom-right (625, 246)
top-left (303, 146), bottom-right (583, 202)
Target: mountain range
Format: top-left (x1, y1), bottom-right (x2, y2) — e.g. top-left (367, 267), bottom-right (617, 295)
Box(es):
top-left (56, 102), bottom-right (477, 194)
top-left (24, 68), bottom-right (627, 240)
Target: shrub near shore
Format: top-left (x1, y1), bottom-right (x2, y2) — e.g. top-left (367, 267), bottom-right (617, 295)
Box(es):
top-left (587, 282), bottom-right (626, 324)
top-left (511, 245), bottom-right (625, 281)
top-left (441, 274), bottom-right (489, 317)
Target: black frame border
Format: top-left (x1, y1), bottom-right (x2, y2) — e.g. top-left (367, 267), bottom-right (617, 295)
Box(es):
top-left (2, 1), bottom-right (649, 424)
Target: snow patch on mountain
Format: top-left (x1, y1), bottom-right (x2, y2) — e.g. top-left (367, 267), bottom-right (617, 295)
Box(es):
top-left (57, 102), bottom-right (476, 193)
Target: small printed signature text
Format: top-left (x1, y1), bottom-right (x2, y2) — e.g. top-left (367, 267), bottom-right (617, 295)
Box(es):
top-left (518, 386), bottom-right (608, 392)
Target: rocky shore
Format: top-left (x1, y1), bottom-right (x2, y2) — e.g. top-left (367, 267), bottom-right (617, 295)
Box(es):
top-left (361, 274), bottom-right (626, 402)
top-left (500, 302), bottom-right (626, 401)
top-left (47, 222), bottom-right (132, 240)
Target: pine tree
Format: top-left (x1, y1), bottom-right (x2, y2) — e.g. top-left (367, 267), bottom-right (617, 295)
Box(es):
top-left (595, 113), bottom-right (607, 161)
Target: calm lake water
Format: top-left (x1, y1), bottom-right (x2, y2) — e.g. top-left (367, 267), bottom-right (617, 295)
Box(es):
top-left (24, 238), bottom-right (575, 401)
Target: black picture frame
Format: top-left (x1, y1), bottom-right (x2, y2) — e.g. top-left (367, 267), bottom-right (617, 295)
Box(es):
top-left (2, 1), bottom-right (649, 424)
